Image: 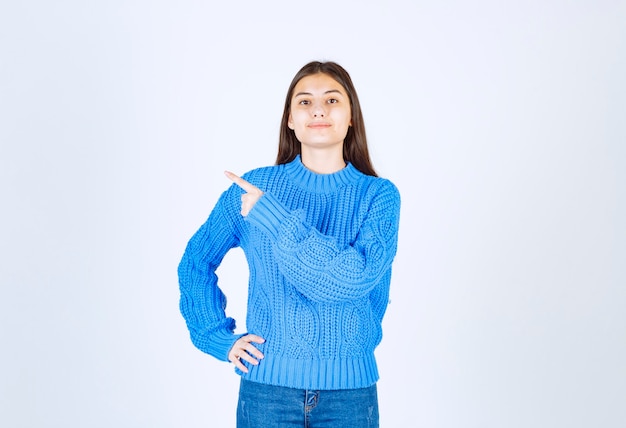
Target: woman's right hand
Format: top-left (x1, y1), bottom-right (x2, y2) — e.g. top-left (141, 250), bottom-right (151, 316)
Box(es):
top-left (228, 334), bottom-right (266, 373)
top-left (224, 171), bottom-right (264, 217)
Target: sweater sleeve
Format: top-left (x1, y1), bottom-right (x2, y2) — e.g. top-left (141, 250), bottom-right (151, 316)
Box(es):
top-left (178, 189), bottom-right (246, 361)
top-left (246, 180), bottom-right (401, 303)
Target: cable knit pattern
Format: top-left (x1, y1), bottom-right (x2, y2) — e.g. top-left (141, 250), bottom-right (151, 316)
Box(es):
top-left (178, 155), bottom-right (400, 390)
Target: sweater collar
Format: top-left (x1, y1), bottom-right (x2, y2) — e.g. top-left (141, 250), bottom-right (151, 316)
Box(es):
top-left (284, 155), bottom-right (362, 192)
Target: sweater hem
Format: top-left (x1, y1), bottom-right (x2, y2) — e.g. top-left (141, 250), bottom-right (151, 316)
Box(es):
top-left (239, 353), bottom-right (379, 390)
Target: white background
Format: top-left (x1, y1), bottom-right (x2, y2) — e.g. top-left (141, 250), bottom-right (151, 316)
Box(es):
top-left (1, 1), bottom-right (625, 427)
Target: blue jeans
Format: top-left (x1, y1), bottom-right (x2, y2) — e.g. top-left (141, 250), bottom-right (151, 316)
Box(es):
top-left (236, 379), bottom-right (379, 428)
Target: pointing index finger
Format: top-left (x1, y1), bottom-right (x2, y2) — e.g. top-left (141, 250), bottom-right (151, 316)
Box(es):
top-left (224, 170), bottom-right (257, 193)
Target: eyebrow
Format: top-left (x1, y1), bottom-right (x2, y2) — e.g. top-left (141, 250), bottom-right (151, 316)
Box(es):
top-left (294, 89), bottom-right (344, 97)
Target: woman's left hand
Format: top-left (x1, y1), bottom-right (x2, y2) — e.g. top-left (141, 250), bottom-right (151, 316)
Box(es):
top-left (225, 171), bottom-right (264, 217)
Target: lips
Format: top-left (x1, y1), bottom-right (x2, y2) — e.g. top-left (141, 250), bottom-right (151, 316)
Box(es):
top-left (308, 122), bottom-right (331, 129)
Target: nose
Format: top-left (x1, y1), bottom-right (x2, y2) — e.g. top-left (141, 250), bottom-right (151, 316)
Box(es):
top-left (312, 102), bottom-right (325, 117)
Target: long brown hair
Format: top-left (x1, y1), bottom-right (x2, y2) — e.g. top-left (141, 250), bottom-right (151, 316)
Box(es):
top-left (276, 61), bottom-right (377, 177)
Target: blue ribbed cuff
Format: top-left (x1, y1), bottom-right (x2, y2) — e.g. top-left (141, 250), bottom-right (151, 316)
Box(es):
top-left (194, 328), bottom-right (246, 362)
top-left (246, 193), bottom-right (290, 239)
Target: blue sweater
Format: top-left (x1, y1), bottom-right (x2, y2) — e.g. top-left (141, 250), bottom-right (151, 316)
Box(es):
top-left (178, 155), bottom-right (401, 390)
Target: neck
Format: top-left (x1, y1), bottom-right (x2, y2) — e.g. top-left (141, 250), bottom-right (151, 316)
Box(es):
top-left (300, 147), bottom-right (346, 174)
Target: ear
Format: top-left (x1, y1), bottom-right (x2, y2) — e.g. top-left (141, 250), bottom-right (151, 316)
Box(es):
top-left (288, 114), bottom-right (294, 130)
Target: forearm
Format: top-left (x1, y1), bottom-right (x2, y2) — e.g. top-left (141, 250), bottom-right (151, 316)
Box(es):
top-left (246, 188), bottom-right (400, 303)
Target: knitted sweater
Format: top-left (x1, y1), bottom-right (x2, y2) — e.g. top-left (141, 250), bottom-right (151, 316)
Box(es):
top-left (178, 155), bottom-right (401, 390)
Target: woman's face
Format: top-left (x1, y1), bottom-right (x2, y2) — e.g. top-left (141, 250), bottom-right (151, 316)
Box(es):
top-left (288, 73), bottom-right (352, 152)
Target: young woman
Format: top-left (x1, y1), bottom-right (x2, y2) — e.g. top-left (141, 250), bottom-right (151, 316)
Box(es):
top-left (178, 61), bottom-right (401, 427)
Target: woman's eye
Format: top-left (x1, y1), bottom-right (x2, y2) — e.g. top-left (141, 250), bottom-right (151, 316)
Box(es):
top-left (327, 98), bottom-right (338, 104)
top-left (299, 100), bottom-right (310, 105)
